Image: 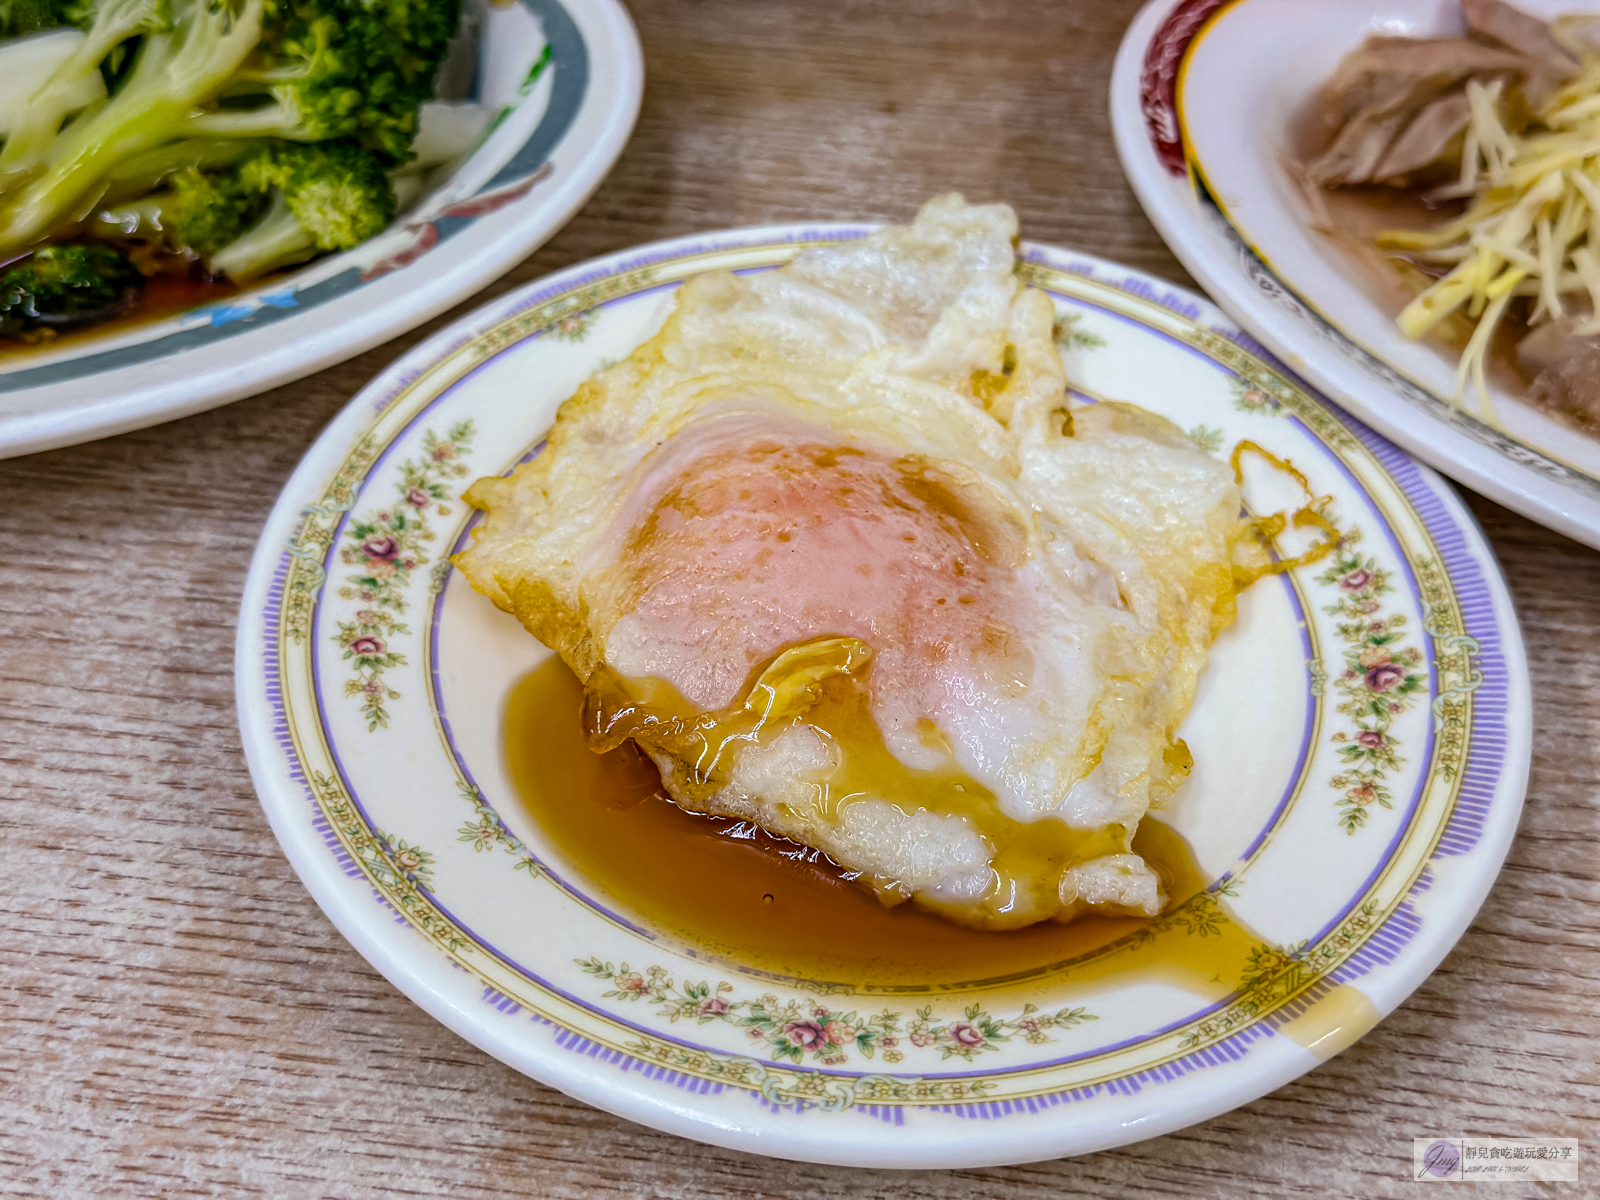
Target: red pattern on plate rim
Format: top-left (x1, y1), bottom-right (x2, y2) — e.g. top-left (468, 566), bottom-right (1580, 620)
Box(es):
top-left (1141, 0), bottom-right (1232, 176)
top-left (360, 163), bottom-right (557, 282)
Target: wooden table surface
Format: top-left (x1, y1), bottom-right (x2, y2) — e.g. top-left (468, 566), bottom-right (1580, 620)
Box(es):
top-left (2, 1), bottom-right (1596, 1195)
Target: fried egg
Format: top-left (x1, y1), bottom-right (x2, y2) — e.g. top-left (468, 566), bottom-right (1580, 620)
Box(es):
top-left (455, 195), bottom-right (1259, 930)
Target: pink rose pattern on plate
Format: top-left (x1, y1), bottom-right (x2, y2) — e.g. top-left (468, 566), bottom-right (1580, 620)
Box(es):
top-left (334, 422), bottom-right (475, 729)
top-left (1211, 382), bottom-right (1430, 835)
top-left (1318, 533), bottom-right (1428, 834)
top-left (1231, 375), bottom-right (1284, 416)
top-left (576, 959), bottom-right (1095, 1066)
top-left (550, 309), bottom-right (595, 342)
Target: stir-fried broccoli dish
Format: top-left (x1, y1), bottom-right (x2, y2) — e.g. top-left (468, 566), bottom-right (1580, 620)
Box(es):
top-left (0, 0), bottom-right (469, 343)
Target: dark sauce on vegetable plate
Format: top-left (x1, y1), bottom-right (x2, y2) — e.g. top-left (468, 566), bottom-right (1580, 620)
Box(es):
top-left (0, 266), bottom-right (245, 357)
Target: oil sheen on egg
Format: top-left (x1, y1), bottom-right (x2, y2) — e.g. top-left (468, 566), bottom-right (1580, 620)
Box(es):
top-left (454, 195), bottom-right (1258, 931)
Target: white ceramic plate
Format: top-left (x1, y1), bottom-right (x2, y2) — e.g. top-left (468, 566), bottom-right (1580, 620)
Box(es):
top-left (1111, 0), bottom-right (1600, 550)
top-left (0, 0), bottom-right (641, 460)
top-left (235, 226), bottom-right (1530, 1168)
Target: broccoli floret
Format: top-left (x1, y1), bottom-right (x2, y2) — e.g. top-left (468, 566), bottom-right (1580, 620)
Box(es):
top-left (163, 164), bottom-right (263, 250)
top-left (99, 136), bottom-right (254, 205)
top-left (206, 139), bottom-right (393, 280)
top-left (0, 0), bottom-right (456, 255)
top-left (0, 243), bottom-right (141, 335)
top-left (95, 163), bottom-right (263, 253)
top-left (0, 0), bottom-right (70, 37)
top-left (189, 0), bottom-right (461, 164)
top-left (92, 139), bottom-right (394, 275)
top-left (0, 0), bottom-right (262, 253)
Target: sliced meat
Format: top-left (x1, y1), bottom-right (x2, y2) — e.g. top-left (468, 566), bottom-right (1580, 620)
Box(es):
top-left (1305, 35), bottom-right (1531, 184)
top-left (1311, 35), bottom-right (1530, 140)
top-left (1308, 105), bottom-right (1417, 186)
top-left (1516, 316), bottom-right (1598, 373)
top-left (1527, 351), bottom-right (1600, 428)
top-left (1518, 319), bottom-right (1600, 428)
top-left (1463, 0), bottom-right (1578, 72)
top-left (1374, 91), bottom-right (1473, 182)
top-left (1462, 0), bottom-right (1578, 107)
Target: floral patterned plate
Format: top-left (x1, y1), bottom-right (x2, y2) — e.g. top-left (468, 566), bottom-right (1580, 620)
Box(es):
top-left (235, 226), bottom-right (1530, 1168)
top-left (0, 0), bottom-right (641, 460)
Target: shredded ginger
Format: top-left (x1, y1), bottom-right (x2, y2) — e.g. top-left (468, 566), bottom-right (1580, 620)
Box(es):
top-left (1381, 21), bottom-right (1600, 425)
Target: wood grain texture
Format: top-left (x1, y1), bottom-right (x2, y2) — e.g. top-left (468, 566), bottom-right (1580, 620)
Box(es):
top-left (1, 0), bottom-right (1596, 1194)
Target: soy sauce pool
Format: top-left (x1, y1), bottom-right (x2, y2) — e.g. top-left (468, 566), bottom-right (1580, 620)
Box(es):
top-left (0, 267), bottom-right (245, 357)
top-left (504, 657), bottom-right (1261, 993)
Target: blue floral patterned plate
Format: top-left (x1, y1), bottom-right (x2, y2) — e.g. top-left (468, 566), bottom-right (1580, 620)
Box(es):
top-left (235, 227), bottom-right (1531, 1168)
top-left (0, 0), bottom-right (641, 459)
